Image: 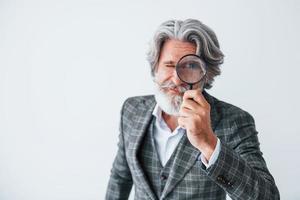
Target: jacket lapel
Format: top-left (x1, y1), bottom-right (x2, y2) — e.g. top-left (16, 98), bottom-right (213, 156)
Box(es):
top-left (161, 134), bottom-right (200, 199)
top-left (129, 96), bottom-right (157, 200)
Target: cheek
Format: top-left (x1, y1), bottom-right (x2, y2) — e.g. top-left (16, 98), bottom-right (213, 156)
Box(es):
top-left (155, 67), bottom-right (173, 82)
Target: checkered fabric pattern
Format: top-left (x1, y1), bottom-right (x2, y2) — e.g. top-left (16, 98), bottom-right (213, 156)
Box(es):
top-left (105, 91), bottom-right (280, 200)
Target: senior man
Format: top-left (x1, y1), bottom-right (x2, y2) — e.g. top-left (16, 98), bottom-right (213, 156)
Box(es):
top-left (105, 19), bottom-right (280, 200)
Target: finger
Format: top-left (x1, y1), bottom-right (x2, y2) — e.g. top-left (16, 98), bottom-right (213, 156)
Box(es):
top-left (183, 89), bottom-right (209, 107)
top-left (181, 98), bottom-right (200, 111)
top-left (178, 116), bottom-right (188, 128)
top-left (179, 107), bottom-right (194, 118)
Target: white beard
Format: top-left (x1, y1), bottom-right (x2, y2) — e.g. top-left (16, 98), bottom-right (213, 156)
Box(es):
top-left (153, 79), bottom-right (187, 116)
top-left (154, 88), bottom-right (182, 116)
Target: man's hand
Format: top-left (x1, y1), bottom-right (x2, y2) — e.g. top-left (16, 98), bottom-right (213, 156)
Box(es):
top-left (178, 89), bottom-right (217, 162)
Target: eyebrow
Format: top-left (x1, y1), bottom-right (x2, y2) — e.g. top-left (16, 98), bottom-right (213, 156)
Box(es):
top-left (163, 61), bottom-right (175, 65)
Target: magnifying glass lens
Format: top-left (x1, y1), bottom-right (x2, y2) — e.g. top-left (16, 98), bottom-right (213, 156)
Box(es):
top-left (176, 54), bottom-right (206, 86)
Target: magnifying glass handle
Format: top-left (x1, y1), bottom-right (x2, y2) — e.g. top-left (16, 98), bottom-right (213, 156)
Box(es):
top-left (189, 84), bottom-right (193, 90)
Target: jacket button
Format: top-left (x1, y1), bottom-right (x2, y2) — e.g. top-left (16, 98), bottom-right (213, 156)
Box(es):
top-left (227, 181), bottom-right (234, 187)
top-left (217, 175), bottom-right (226, 184)
top-left (217, 175), bottom-right (233, 187)
top-left (161, 174), bottom-right (167, 181)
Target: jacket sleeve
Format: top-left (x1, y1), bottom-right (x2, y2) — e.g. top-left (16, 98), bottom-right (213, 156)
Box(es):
top-left (105, 100), bottom-right (133, 200)
top-left (203, 108), bottom-right (280, 200)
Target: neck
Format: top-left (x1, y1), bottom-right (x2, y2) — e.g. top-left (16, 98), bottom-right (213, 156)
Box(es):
top-left (162, 111), bottom-right (178, 132)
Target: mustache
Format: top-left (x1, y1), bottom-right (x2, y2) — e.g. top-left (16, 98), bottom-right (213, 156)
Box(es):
top-left (154, 79), bottom-right (188, 94)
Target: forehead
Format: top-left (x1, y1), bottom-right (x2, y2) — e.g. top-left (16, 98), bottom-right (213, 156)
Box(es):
top-left (159, 39), bottom-right (197, 62)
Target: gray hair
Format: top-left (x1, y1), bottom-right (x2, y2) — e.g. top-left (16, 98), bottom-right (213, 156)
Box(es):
top-left (147, 19), bottom-right (224, 89)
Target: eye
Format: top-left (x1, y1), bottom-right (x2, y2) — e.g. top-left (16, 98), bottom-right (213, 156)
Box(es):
top-left (165, 64), bottom-right (175, 68)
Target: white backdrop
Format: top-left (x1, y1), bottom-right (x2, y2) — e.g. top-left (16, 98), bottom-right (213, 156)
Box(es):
top-left (0, 0), bottom-right (299, 199)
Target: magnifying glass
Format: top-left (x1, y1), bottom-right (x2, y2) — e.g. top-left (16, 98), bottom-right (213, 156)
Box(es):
top-left (176, 54), bottom-right (207, 90)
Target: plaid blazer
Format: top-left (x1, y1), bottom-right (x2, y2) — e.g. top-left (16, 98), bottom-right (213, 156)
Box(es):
top-left (106, 91), bottom-right (280, 200)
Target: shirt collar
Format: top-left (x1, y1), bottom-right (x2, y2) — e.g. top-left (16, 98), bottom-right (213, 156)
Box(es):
top-left (152, 104), bottom-right (185, 133)
top-left (152, 103), bottom-right (162, 121)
